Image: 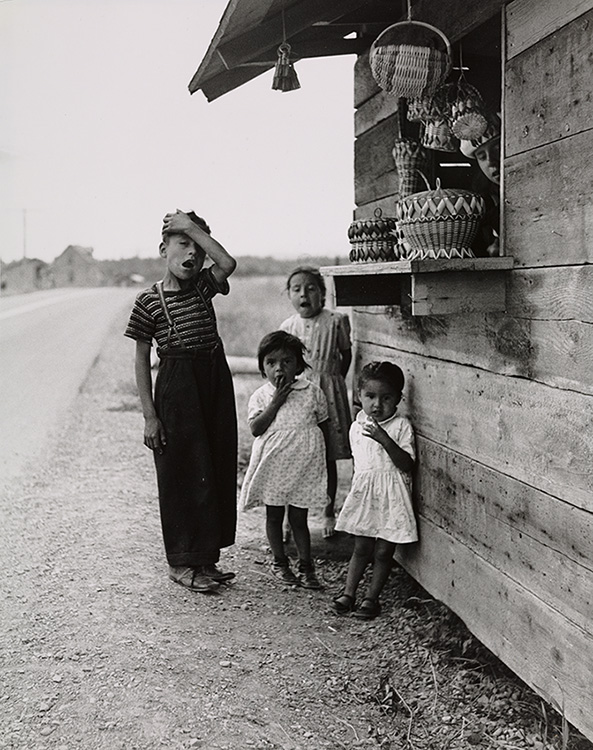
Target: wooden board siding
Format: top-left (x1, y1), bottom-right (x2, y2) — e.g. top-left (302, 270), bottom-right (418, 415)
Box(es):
top-left (505, 9), bottom-right (593, 155)
top-left (397, 519), bottom-right (593, 738)
top-left (506, 0), bottom-right (593, 59)
top-left (350, 0), bottom-right (593, 737)
top-left (354, 340), bottom-right (593, 513)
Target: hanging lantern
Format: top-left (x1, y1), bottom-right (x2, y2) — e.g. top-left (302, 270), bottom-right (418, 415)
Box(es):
top-left (272, 43), bottom-right (300, 92)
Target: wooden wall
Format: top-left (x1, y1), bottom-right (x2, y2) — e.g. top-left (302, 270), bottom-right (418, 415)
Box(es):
top-left (351, 0), bottom-right (593, 739)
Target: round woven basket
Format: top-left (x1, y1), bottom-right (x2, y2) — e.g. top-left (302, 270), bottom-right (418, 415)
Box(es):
top-left (369, 21), bottom-right (451, 99)
top-left (348, 208), bottom-right (403, 262)
top-left (420, 118), bottom-right (458, 152)
top-left (396, 177), bottom-right (485, 259)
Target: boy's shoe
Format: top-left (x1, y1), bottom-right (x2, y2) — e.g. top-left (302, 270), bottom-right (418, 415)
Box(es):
top-left (169, 566), bottom-right (220, 593)
top-left (200, 564), bottom-right (236, 582)
top-left (270, 561), bottom-right (300, 585)
top-left (298, 562), bottom-right (322, 590)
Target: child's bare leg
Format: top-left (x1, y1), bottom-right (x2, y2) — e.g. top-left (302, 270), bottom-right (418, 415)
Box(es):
top-left (343, 535), bottom-right (375, 599)
top-left (265, 505), bottom-right (287, 563)
top-left (364, 538), bottom-right (397, 602)
top-left (323, 459), bottom-right (338, 538)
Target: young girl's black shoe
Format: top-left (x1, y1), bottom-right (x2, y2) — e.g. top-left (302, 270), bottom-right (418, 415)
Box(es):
top-left (298, 562), bottom-right (322, 590)
top-left (271, 561), bottom-right (300, 585)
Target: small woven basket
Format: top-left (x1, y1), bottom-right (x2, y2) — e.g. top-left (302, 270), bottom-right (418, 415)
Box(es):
top-left (392, 138), bottom-right (430, 196)
top-left (369, 21), bottom-right (451, 99)
top-left (438, 76), bottom-right (488, 140)
top-left (396, 177), bottom-right (485, 259)
top-left (420, 118), bottom-right (458, 152)
top-left (348, 208), bottom-right (403, 262)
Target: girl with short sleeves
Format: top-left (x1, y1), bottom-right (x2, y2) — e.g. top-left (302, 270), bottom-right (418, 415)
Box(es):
top-left (280, 266), bottom-right (352, 537)
top-left (239, 331), bottom-right (329, 589)
top-left (332, 361), bottom-right (417, 620)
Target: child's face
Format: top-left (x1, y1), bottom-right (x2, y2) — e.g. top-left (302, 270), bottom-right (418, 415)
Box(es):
top-left (359, 378), bottom-right (401, 422)
top-left (262, 348), bottom-right (299, 388)
top-left (159, 234), bottom-right (206, 281)
top-left (475, 138), bottom-right (500, 185)
top-left (288, 272), bottom-right (323, 318)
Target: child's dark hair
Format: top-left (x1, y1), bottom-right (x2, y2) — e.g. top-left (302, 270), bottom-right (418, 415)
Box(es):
top-left (286, 266), bottom-right (326, 304)
top-left (162, 211), bottom-right (211, 240)
top-left (358, 361), bottom-right (405, 394)
top-left (257, 331), bottom-right (310, 377)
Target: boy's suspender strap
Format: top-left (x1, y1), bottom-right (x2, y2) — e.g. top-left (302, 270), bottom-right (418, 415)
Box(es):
top-left (156, 280), bottom-right (187, 349)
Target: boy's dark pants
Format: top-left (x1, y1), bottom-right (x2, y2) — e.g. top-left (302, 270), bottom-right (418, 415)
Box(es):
top-left (153, 344), bottom-right (237, 567)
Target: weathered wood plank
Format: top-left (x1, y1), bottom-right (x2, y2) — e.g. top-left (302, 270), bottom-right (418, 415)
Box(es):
top-left (396, 519), bottom-right (593, 740)
top-left (505, 9), bottom-right (593, 155)
top-left (505, 130), bottom-right (593, 267)
top-left (506, 0), bottom-right (593, 59)
top-left (354, 342), bottom-right (593, 511)
top-left (416, 436), bottom-right (593, 572)
top-left (353, 296), bottom-right (593, 395)
top-left (354, 52), bottom-right (380, 109)
top-left (414, 438), bottom-right (593, 632)
top-left (410, 271), bottom-right (507, 316)
top-left (354, 90), bottom-right (399, 138)
top-left (354, 116), bottom-right (399, 205)
top-left (507, 266), bottom-right (593, 323)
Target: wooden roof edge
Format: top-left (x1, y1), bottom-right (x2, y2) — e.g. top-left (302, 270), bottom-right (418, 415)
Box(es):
top-left (189, 0), bottom-right (370, 97)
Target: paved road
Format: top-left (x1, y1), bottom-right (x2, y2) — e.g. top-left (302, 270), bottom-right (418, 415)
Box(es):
top-left (0, 287), bottom-right (136, 489)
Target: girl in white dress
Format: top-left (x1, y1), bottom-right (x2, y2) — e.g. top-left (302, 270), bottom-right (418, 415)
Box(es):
top-left (333, 362), bottom-right (417, 620)
top-left (280, 266), bottom-right (352, 538)
top-left (239, 331), bottom-right (329, 589)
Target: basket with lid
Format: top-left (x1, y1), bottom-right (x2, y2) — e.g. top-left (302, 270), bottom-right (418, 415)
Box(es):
top-left (347, 208), bottom-right (404, 263)
top-left (396, 176), bottom-right (485, 260)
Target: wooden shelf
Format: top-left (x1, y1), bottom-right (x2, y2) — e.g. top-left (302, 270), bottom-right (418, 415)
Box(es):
top-left (320, 257), bottom-right (514, 316)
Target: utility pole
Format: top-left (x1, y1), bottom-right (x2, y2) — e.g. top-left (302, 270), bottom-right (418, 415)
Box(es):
top-left (23, 208), bottom-right (27, 259)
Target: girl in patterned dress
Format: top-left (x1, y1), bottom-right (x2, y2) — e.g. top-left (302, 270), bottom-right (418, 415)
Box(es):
top-left (125, 210), bottom-right (237, 594)
top-left (280, 267), bottom-right (352, 538)
top-left (239, 331), bottom-right (330, 589)
top-left (332, 362), bottom-right (417, 620)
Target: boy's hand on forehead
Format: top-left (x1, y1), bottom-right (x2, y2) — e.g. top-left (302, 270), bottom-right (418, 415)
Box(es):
top-left (162, 210), bottom-right (193, 236)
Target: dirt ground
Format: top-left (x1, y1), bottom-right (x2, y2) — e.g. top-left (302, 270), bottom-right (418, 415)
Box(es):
top-left (1, 306), bottom-right (591, 750)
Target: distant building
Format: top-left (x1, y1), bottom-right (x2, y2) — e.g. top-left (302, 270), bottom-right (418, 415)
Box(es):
top-left (1, 257), bottom-right (51, 295)
top-left (50, 245), bottom-right (106, 288)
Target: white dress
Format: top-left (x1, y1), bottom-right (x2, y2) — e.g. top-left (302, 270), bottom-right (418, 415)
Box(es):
top-left (280, 309), bottom-right (352, 461)
top-left (239, 379), bottom-right (329, 510)
top-left (335, 411), bottom-right (418, 543)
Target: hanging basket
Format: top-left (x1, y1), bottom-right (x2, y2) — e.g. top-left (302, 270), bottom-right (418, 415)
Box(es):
top-left (348, 208), bottom-right (403, 262)
top-left (406, 95), bottom-right (436, 122)
top-left (420, 118), bottom-right (458, 152)
top-left (396, 176), bottom-right (485, 259)
top-left (438, 76), bottom-right (488, 140)
top-left (369, 20), bottom-right (452, 99)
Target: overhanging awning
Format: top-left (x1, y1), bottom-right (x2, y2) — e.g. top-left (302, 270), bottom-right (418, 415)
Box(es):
top-left (190, 0), bottom-right (507, 101)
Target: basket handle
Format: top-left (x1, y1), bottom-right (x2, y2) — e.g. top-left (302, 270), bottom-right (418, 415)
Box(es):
top-left (370, 20), bottom-right (452, 58)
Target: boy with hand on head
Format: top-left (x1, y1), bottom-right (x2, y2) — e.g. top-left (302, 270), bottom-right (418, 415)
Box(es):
top-left (125, 209), bottom-right (238, 593)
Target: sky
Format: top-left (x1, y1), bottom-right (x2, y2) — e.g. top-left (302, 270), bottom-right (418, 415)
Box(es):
top-left (0, 0), bottom-right (355, 264)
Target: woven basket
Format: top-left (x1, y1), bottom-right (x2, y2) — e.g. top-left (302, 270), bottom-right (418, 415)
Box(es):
top-left (420, 118), bottom-right (458, 152)
top-left (392, 138), bottom-right (430, 196)
top-left (439, 77), bottom-right (488, 140)
top-left (396, 177), bottom-right (485, 259)
top-left (369, 21), bottom-right (451, 99)
top-left (348, 208), bottom-right (403, 262)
